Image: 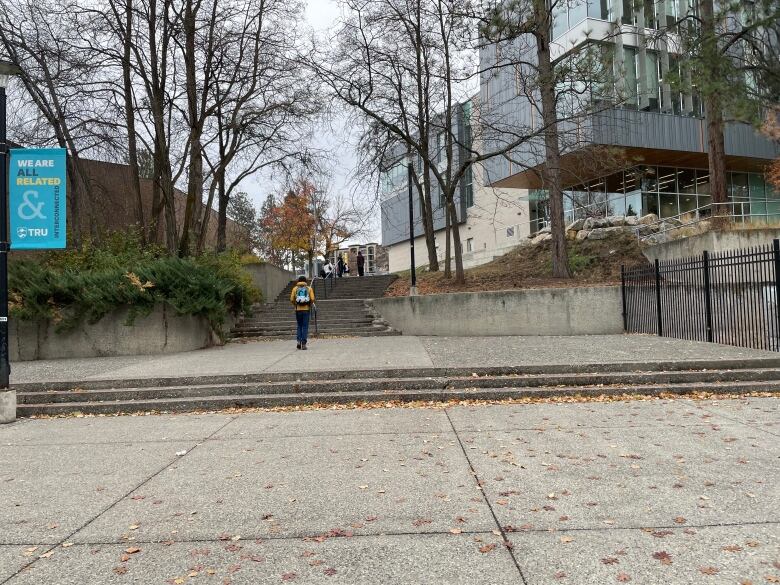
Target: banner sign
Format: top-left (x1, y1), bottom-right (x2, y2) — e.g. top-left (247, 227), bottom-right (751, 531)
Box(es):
top-left (9, 148), bottom-right (67, 249)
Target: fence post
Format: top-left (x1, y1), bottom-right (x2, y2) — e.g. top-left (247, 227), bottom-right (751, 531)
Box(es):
top-left (702, 250), bottom-right (714, 342)
top-left (620, 265), bottom-right (628, 332)
top-left (654, 258), bottom-right (663, 337)
top-left (773, 239), bottom-right (780, 348)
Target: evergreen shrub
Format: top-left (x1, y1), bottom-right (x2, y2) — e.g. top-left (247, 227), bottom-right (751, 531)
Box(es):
top-left (9, 231), bottom-right (260, 334)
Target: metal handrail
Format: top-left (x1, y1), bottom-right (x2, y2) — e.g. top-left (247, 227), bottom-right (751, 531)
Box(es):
top-left (635, 202), bottom-right (771, 241)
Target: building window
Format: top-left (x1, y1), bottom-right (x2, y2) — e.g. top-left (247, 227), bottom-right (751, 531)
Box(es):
top-left (464, 167), bottom-right (474, 208)
top-left (466, 238), bottom-right (474, 253)
top-left (588, 0), bottom-right (611, 20)
top-left (552, 1), bottom-right (569, 38)
top-left (380, 162), bottom-right (406, 195)
top-left (569, 0), bottom-right (587, 28)
top-left (436, 132), bottom-right (445, 163)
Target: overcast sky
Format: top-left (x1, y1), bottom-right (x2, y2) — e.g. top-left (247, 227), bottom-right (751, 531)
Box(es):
top-left (242, 0), bottom-right (381, 244)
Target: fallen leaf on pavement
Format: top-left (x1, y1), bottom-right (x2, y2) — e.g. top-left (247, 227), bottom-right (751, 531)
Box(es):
top-left (652, 551), bottom-right (672, 565)
top-left (699, 567), bottom-right (720, 575)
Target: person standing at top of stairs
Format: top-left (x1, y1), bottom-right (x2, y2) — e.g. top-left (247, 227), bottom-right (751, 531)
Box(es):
top-left (290, 276), bottom-right (315, 350)
top-left (357, 250), bottom-right (365, 277)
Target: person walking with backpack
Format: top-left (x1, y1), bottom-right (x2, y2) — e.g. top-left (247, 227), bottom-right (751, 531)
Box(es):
top-left (290, 276), bottom-right (315, 350)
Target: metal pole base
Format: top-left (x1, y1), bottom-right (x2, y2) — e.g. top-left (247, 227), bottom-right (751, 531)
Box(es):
top-left (409, 286), bottom-right (418, 297)
top-left (0, 390), bottom-right (15, 424)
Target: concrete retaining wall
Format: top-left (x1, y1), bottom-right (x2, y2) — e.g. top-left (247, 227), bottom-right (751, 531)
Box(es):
top-left (370, 287), bottom-right (623, 336)
top-left (644, 228), bottom-right (780, 263)
top-left (243, 263), bottom-right (295, 302)
top-left (10, 304), bottom-right (226, 362)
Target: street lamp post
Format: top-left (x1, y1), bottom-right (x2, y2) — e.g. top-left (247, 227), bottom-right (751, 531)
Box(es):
top-left (407, 159), bottom-right (417, 296)
top-left (0, 60), bottom-right (21, 423)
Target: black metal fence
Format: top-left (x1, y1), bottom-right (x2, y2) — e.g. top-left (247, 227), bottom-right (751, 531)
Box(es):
top-left (622, 239), bottom-right (780, 351)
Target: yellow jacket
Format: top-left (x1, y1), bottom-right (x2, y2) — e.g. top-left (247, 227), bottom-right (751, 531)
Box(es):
top-left (290, 284), bottom-right (315, 311)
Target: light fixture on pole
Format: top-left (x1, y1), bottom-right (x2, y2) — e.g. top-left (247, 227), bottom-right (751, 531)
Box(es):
top-left (0, 60), bottom-right (21, 423)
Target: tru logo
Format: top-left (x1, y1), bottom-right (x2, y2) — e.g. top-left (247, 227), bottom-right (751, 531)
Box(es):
top-left (16, 227), bottom-right (48, 239)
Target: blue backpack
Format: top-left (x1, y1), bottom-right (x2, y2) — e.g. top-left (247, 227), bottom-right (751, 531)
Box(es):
top-left (295, 285), bottom-right (310, 305)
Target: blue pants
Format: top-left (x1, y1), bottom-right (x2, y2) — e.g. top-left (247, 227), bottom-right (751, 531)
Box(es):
top-left (295, 311), bottom-right (310, 344)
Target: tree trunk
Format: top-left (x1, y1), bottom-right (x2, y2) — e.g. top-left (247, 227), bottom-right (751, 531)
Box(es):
top-left (419, 173), bottom-right (439, 271)
top-left (216, 173), bottom-right (228, 252)
top-left (444, 194), bottom-right (452, 278)
top-left (178, 0), bottom-right (200, 257)
top-left (448, 193), bottom-right (465, 284)
top-left (699, 0), bottom-right (728, 226)
top-left (535, 4), bottom-right (571, 278)
top-left (122, 0), bottom-right (145, 242)
top-left (149, 177), bottom-right (163, 245)
top-left (705, 94), bottom-right (728, 224)
top-left (65, 157), bottom-right (81, 248)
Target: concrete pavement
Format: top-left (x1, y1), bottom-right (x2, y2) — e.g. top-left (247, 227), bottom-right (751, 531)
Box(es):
top-left (1, 397), bottom-right (778, 584)
top-left (11, 334), bottom-right (780, 384)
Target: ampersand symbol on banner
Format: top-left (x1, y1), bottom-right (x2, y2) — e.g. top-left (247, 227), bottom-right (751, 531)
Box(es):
top-left (18, 191), bottom-right (47, 220)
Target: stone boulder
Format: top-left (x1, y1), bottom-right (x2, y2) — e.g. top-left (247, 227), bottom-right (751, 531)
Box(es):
top-left (566, 218), bottom-right (586, 231)
top-left (637, 213), bottom-right (659, 225)
top-left (531, 232), bottom-right (552, 244)
top-left (636, 224), bottom-right (660, 236)
top-left (566, 229), bottom-right (579, 240)
top-left (606, 215), bottom-right (627, 227)
top-left (583, 217), bottom-right (609, 230)
top-left (625, 215), bottom-right (639, 226)
top-left (575, 229), bottom-right (590, 240)
top-left (587, 226), bottom-right (631, 240)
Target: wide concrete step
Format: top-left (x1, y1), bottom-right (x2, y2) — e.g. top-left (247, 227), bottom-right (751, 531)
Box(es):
top-left (260, 301), bottom-right (369, 310)
top-left (232, 325), bottom-right (384, 336)
top-left (276, 276), bottom-right (398, 302)
top-left (17, 378), bottom-right (780, 416)
top-left (17, 363), bottom-right (780, 393)
top-left (241, 315), bottom-right (376, 323)
top-left (236, 315), bottom-right (374, 327)
top-left (229, 330), bottom-right (402, 341)
top-left (236, 321), bottom-right (378, 330)
top-left (15, 367), bottom-right (780, 416)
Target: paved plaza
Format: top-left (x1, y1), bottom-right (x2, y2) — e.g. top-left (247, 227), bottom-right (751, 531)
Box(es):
top-left (1, 395), bottom-right (778, 584)
top-left (11, 334), bottom-right (780, 384)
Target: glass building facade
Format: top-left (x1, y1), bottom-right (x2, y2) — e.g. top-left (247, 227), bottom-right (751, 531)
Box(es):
top-left (558, 166), bottom-right (780, 224)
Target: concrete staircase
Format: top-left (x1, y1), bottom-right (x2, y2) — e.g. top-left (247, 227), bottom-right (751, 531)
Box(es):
top-left (230, 274), bottom-right (399, 340)
top-left (15, 360), bottom-right (780, 416)
top-left (278, 274), bottom-right (398, 302)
